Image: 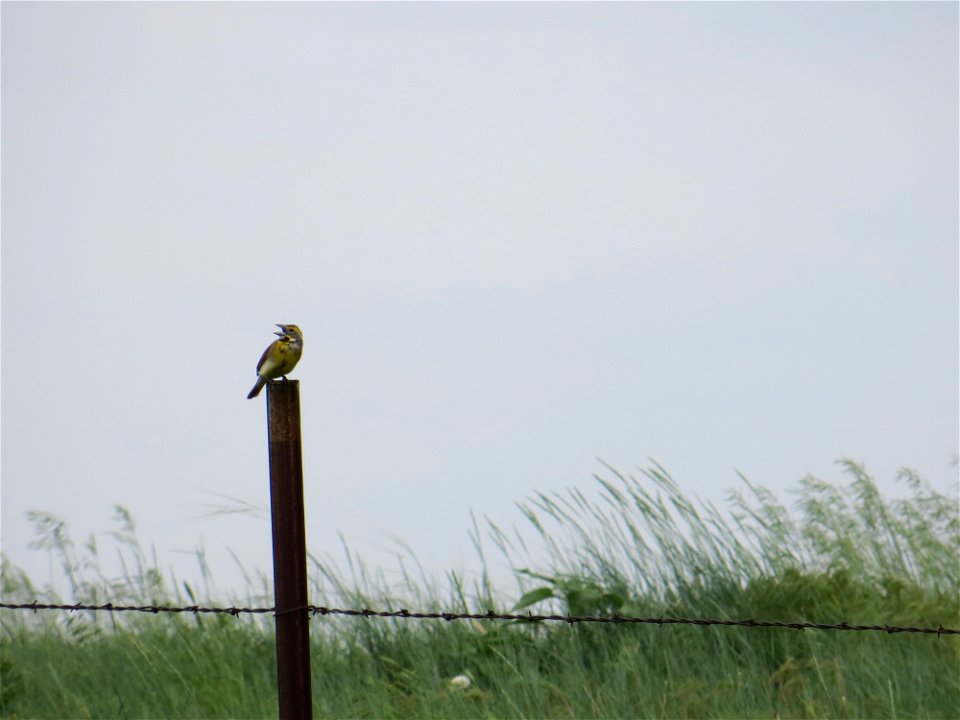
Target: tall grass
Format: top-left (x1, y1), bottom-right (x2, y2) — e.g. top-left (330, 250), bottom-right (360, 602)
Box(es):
top-left (2, 460), bottom-right (958, 719)
top-left (492, 460), bottom-right (957, 622)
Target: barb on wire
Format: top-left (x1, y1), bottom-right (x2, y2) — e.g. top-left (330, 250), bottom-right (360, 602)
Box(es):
top-left (2, 601), bottom-right (957, 637)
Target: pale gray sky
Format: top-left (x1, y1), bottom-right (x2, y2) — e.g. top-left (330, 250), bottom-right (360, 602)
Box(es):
top-left (2, 2), bottom-right (957, 597)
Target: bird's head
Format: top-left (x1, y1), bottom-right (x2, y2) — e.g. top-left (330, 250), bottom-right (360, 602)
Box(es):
top-left (275, 324), bottom-right (303, 342)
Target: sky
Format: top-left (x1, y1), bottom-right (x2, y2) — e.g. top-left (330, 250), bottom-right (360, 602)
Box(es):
top-left (2, 2), bottom-right (957, 600)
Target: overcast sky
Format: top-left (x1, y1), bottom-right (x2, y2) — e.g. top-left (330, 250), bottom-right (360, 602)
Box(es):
top-left (3, 2), bottom-right (957, 599)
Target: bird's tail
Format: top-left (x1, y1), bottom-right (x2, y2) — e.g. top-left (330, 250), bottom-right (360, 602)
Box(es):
top-left (247, 376), bottom-right (267, 399)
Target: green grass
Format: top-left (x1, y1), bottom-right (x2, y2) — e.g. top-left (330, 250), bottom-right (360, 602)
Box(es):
top-left (2, 460), bottom-right (958, 719)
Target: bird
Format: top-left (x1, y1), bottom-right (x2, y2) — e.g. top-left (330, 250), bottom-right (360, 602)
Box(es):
top-left (247, 324), bottom-right (304, 399)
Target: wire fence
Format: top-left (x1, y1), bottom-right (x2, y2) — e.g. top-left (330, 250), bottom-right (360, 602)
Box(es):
top-left (2, 601), bottom-right (957, 637)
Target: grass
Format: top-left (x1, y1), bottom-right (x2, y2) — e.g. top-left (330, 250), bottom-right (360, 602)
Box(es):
top-left (2, 460), bottom-right (958, 718)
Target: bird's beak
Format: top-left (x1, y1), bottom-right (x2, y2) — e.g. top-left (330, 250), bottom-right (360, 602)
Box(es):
top-left (274, 324), bottom-right (288, 337)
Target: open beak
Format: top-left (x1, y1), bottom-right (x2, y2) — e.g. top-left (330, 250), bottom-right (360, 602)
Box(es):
top-left (274, 323), bottom-right (288, 338)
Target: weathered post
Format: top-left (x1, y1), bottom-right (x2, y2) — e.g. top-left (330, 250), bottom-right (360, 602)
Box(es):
top-left (266, 380), bottom-right (313, 720)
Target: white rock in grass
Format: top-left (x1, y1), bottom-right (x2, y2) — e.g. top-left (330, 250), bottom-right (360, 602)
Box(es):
top-left (449, 674), bottom-right (472, 690)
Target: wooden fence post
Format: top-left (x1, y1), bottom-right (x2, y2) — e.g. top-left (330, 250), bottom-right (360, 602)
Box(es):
top-left (266, 380), bottom-right (313, 720)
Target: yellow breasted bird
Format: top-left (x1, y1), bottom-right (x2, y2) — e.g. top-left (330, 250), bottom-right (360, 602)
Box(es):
top-left (247, 324), bottom-right (304, 399)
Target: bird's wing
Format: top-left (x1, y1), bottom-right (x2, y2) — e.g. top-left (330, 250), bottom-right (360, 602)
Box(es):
top-left (255, 341), bottom-right (277, 374)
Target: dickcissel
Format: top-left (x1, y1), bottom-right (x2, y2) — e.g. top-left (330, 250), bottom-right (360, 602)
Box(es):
top-left (247, 324), bottom-right (304, 399)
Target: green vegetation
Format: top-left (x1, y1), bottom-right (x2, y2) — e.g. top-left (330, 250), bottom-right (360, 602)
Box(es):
top-left (2, 460), bottom-right (958, 719)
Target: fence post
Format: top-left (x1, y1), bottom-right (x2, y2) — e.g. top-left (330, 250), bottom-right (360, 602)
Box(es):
top-left (266, 380), bottom-right (313, 720)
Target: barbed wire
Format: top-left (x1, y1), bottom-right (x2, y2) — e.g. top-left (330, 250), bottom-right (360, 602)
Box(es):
top-left (2, 601), bottom-right (957, 637)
